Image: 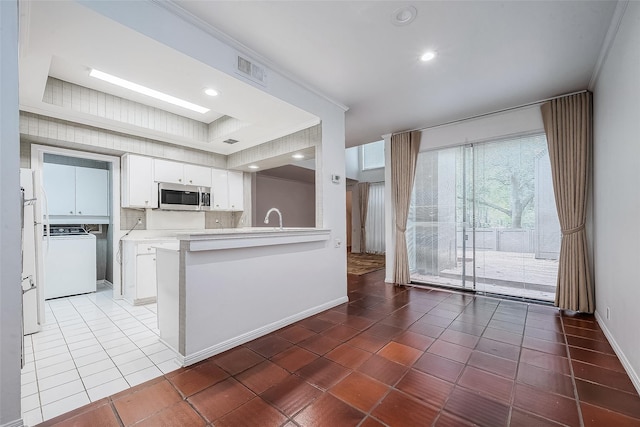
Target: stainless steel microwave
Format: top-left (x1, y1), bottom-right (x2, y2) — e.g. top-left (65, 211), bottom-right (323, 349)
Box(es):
top-left (158, 183), bottom-right (210, 211)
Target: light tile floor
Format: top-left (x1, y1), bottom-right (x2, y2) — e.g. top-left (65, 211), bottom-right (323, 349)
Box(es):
top-left (20, 285), bottom-right (181, 426)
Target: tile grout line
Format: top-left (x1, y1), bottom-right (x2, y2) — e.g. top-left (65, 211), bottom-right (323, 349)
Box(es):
top-left (26, 287), bottom-right (175, 423)
top-left (562, 313), bottom-right (586, 427)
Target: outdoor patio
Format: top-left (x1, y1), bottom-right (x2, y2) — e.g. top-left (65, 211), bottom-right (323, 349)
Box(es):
top-left (411, 250), bottom-right (558, 301)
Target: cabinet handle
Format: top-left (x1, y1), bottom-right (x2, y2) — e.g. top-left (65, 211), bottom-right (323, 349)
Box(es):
top-left (178, 178), bottom-right (182, 182)
top-left (189, 180), bottom-right (193, 184)
top-left (78, 211), bottom-right (82, 214)
top-left (69, 211), bottom-right (73, 214)
top-left (145, 200), bottom-right (148, 204)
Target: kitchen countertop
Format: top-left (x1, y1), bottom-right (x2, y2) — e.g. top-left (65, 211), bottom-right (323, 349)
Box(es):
top-left (121, 227), bottom-right (328, 241)
top-left (154, 228), bottom-right (332, 252)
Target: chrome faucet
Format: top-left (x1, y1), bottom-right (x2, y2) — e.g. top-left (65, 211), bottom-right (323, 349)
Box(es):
top-left (264, 207), bottom-right (283, 230)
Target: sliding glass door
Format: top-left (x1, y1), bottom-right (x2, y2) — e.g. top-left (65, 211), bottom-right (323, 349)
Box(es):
top-left (407, 134), bottom-right (560, 301)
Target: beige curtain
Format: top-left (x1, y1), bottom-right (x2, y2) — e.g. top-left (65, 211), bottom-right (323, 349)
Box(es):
top-left (541, 92), bottom-right (594, 313)
top-left (391, 131), bottom-right (421, 285)
top-left (357, 182), bottom-right (370, 253)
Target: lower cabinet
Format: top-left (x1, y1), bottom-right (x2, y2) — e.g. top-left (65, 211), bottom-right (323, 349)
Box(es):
top-left (123, 240), bottom-right (175, 305)
top-left (135, 251), bottom-right (157, 303)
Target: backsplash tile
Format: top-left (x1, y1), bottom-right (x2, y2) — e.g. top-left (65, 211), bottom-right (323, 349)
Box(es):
top-left (121, 209), bottom-right (147, 231)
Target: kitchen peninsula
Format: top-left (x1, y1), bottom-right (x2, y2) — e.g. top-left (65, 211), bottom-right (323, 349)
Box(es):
top-left (155, 227), bottom-right (345, 366)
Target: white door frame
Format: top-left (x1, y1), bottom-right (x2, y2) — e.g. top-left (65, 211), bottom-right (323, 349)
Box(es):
top-left (30, 144), bottom-right (123, 303)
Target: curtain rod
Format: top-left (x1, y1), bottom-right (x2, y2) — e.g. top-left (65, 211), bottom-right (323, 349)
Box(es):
top-left (395, 89), bottom-right (589, 136)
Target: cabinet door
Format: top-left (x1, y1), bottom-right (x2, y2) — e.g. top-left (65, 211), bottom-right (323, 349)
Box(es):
top-left (184, 164), bottom-right (211, 187)
top-left (136, 253), bottom-right (157, 300)
top-left (154, 159), bottom-right (184, 184)
top-left (211, 168), bottom-right (229, 210)
top-left (123, 155), bottom-right (156, 208)
top-left (43, 163), bottom-right (76, 215)
top-left (227, 171), bottom-right (244, 211)
top-left (75, 167), bottom-right (109, 216)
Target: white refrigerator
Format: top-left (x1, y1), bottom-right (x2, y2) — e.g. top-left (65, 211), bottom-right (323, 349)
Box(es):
top-left (20, 168), bottom-right (45, 336)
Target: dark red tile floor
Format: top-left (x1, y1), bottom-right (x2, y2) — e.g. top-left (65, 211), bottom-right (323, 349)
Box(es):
top-left (39, 270), bottom-right (640, 426)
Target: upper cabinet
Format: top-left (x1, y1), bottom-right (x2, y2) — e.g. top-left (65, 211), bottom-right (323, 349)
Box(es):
top-left (185, 164), bottom-right (212, 187)
top-left (211, 169), bottom-right (244, 211)
top-left (120, 154), bottom-right (244, 212)
top-left (44, 163), bottom-right (76, 216)
top-left (211, 168), bottom-right (229, 210)
top-left (227, 171), bottom-right (244, 211)
top-left (154, 159), bottom-right (211, 187)
top-left (122, 154), bottom-right (157, 209)
top-left (43, 162), bottom-right (109, 219)
top-left (76, 167), bottom-right (110, 216)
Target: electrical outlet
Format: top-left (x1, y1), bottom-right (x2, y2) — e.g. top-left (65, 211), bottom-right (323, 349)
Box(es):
top-left (606, 307), bottom-right (611, 320)
top-left (334, 238), bottom-right (342, 248)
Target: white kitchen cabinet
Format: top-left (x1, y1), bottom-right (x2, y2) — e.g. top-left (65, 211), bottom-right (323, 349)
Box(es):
top-left (123, 240), bottom-right (176, 305)
top-left (122, 154), bottom-right (157, 208)
top-left (228, 171), bottom-right (244, 211)
top-left (210, 168), bottom-right (229, 210)
top-left (43, 162), bottom-right (109, 217)
top-left (210, 169), bottom-right (243, 211)
top-left (154, 159), bottom-right (212, 187)
top-left (135, 250), bottom-right (157, 302)
top-left (154, 159), bottom-right (184, 184)
top-left (76, 167), bottom-right (109, 216)
top-left (43, 163), bottom-right (76, 215)
top-left (184, 164), bottom-right (211, 187)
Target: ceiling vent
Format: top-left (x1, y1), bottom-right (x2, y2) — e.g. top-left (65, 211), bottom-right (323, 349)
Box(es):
top-left (236, 54), bottom-right (267, 86)
top-left (223, 138), bottom-right (239, 145)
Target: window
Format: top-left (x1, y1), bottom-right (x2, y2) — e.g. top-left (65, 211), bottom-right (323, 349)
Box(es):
top-left (407, 133), bottom-right (560, 302)
top-left (362, 140), bottom-right (385, 170)
top-left (365, 182), bottom-right (385, 254)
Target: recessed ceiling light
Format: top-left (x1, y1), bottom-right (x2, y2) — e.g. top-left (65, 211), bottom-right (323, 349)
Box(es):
top-left (248, 165), bottom-right (259, 169)
top-left (391, 6), bottom-right (417, 26)
top-left (292, 153), bottom-right (305, 159)
top-left (89, 68), bottom-right (210, 114)
top-left (204, 88), bottom-right (219, 97)
top-left (421, 51), bottom-right (436, 62)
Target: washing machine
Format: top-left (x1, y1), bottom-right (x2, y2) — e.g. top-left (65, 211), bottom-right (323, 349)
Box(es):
top-left (44, 226), bottom-right (97, 299)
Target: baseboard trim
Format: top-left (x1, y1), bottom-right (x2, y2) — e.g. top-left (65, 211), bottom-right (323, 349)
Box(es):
top-left (595, 311), bottom-right (640, 395)
top-left (133, 297), bottom-right (156, 306)
top-left (97, 279), bottom-right (113, 289)
top-left (183, 296), bottom-right (349, 366)
top-left (0, 419), bottom-right (24, 427)
top-left (158, 338), bottom-right (185, 367)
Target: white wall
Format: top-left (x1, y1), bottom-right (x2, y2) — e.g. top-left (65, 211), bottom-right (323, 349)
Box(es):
top-left (592, 1), bottom-right (640, 392)
top-left (81, 0), bottom-right (347, 331)
top-left (345, 144), bottom-right (386, 183)
top-left (345, 146), bottom-right (359, 180)
top-left (0, 1), bottom-right (23, 426)
top-left (420, 105), bottom-right (544, 151)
